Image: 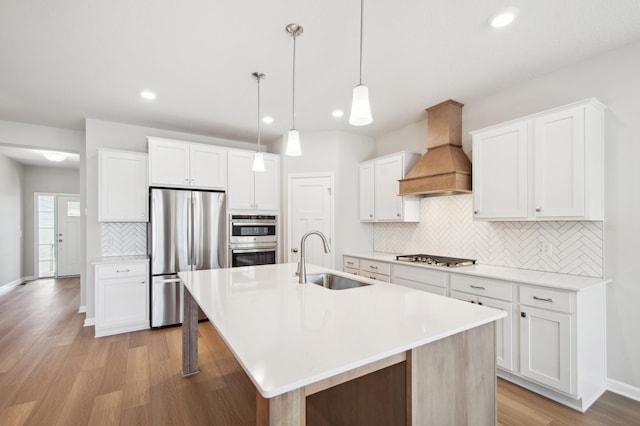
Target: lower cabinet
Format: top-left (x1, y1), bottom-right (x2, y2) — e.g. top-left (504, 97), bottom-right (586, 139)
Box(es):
top-left (95, 260), bottom-right (149, 337)
top-left (392, 264), bottom-right (447, 296)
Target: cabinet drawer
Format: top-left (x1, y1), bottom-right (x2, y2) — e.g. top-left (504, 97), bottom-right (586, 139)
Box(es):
top-left (394, 277), bottom-right (447, 296)
top-left (360, 259), bottom-right (390, 276)
top-left (97, 262), bottom-right (147, 280)
top-left (393, 264), bottom-right (447, 287)
top-left (343, 267), bottom-right (359, 276)
top-left (360, 271), bottom-right (390, 282)
top-left (450, 274), bottom-right (512, 301)
top-left (520, 286), bottom-right (573, 313)
top-left (343, 256), bottom-right (360, 270)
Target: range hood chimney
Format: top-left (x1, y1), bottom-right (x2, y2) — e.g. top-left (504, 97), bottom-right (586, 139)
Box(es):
top-left (398, 99), bottom-right (472, 196)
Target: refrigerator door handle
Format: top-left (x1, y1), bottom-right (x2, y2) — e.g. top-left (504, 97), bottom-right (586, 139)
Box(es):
top-left (157, 278), bottom-right (182, 283)
top-left (185, 195), bottom-right (192, 266)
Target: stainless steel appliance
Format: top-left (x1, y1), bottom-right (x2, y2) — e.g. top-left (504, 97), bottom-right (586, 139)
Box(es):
top-left (395, 254), bottom-right (476, 267)
top-left (229, 214), bottom-right (277, 267)
top-left (149, 188), bottom-right (226, 327)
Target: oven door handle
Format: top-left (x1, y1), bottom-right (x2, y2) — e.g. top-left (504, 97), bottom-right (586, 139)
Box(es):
top-left (231, 222), bottom-right (277, 227)
top-left (231, 248), bottom-right (276, 254)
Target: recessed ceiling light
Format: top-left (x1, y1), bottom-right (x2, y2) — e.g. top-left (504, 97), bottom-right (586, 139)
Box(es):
top-left (491, 7), bottom-right (519, 28)
top-left (43, 151), bottom-right (66, 162)
top-left (262, 116), bottom-right (274, 124)
top-left (332, 109), bottom-right (344, 118)
top-left (140, 90), bottom-right (157, 100)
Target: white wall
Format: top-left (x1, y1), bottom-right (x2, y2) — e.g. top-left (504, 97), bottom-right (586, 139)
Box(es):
top-left (22, 166), bottom-right (80, 278)
top-left (373, 40), bottom-right (640, 393)
top-left (278, 131), bottom-right (375, 266)
top-left (373, 119), bottom-right (428, 158)
top-left (83, 118), bottom-right (258, 321)
top-left (0, 154), bottom-right (24, 288)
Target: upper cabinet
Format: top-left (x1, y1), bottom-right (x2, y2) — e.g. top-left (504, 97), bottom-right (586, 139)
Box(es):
top-left (99, 149), bottom-right (148, 222)
top-left (471, 99), bottom-right (605, 221)
top-left (359, 152), bottom-right (420, 222)
top-left (148, 137), bottom-right (227, 190)
top-left (228, 151), bottom-right (280, 211)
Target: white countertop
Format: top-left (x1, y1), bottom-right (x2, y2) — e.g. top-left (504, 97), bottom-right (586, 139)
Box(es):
top-left (179, 263), bottom-right (505, 398)
top-left (92, 255), bottom-right (148, 264)
top-left (344, 251), bottom-right (611, 291)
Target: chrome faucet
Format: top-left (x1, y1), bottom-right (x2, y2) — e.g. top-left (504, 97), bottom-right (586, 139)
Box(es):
top-left (296, 231), bottom-right (331, 283)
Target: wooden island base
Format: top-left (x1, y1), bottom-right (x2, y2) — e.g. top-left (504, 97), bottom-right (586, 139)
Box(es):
top-left (254, 322), bottom-right (496, 425)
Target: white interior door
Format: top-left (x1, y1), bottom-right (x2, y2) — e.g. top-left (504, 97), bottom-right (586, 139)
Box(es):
top-left (289, 175), bottom-right (333, 269)
top-left (56, 195), bottom-right (81, 277)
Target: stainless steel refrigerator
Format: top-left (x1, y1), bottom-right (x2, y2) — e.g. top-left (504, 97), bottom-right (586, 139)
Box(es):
top-left (149, 188), bottom-right (226, 327)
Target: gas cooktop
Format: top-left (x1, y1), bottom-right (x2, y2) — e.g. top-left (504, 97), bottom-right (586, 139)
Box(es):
top-left (395, 254), bottom-right (476, 267)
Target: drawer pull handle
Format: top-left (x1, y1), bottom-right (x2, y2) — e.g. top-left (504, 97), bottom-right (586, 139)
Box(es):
top-left (116, 269), bottom-right (131, 273)
top-left (470, 285), bottom-right (485, 290)
top-left (533, 296), bottom-right (553, 302)
top-left (346, 261), bottom-right (354, 265)
top-left (369, 265), bottom-right (378, 269)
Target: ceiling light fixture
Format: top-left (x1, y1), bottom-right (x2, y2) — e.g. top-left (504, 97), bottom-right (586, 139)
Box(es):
top-left (285, 23), bottom-right (303, 156)
top-left (349, 0), bottom-right (373, 126)
top-left (332, 109), bottom-right (344, 118)
top-left (262, 116), bottom-right (274, 124)
top-left (491, 7), bottom-right (519, 28)
top-left (252, 72), bottom-right (266, 172)
top-left (140, 90), bottom-right (157, 100)
top-left (43, 151), bottom-right (66, 162)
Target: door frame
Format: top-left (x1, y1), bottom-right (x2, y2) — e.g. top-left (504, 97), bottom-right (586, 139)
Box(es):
top-left (287, 173), bottom-right (336, 269)
top-left (33, 192), bottom-right (80, 278)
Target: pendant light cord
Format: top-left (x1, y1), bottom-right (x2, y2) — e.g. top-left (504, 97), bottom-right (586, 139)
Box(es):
top-left (257, 76), bottom-right (261, 151)
top-left (291, 33), bottom-right (297, 129)
top-left (359, 0), bottom-right (364, 85)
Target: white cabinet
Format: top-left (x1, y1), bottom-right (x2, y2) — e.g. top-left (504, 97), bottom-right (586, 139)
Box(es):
top-left (392, 264), bottom-right (448, 296)
top-left (358, 163), bottom-right (375, 221)
top-left (95, 260), bottom-right (149, 337)
top-left (98, 149), bottom-right (148, 222)
top-left (359, 152), bottom-right (420, 222)
top-left (228, 151), bottom-right (279, 211)
top-left (450, 274), bottom-right (514, 371)
top-left (148, 137), bottom-right (227, 189)
top-left (359, 259), bottom-right (391, 282)
top-left (471, 99), bottom-right (605, 221)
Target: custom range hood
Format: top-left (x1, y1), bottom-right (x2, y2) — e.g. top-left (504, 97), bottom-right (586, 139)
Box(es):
top-left (399, 99), bottom-right (472, 196)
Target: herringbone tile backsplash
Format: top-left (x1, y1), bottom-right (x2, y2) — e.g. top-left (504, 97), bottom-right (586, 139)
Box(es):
top-left (374, 194), bottom-right (604, 278)
top-left (101, 223), bottom-right (147, 256)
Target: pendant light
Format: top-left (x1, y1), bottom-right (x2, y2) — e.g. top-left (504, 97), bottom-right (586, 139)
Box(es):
top-left (349, 0), bottom-right (373, 126)
top-left (251, 72), bottom-right (266, 172)
top-left (285, 23), bottom-right (303, 156)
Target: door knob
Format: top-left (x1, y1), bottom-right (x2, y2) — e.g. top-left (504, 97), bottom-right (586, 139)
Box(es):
top-left (291, 248), bottom-right (298, 253)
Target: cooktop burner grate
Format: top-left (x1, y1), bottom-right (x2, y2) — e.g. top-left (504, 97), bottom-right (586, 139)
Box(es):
top-left (395, 254), bottom-right (476, 267)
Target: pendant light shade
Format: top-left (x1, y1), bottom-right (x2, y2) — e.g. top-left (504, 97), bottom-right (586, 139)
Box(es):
top-left (349, 0), bottom-right (373, 126)
top-left (285, 23), bottom-right (303, 156)
top-left (252, 72), bottom-right (266, 172)
top-left (349, 84), bottom-right (372, 126)
top-left (285, 129), bottom-right (301, 156)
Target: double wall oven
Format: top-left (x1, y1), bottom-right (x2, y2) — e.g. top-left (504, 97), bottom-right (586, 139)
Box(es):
top-left (229, 215), bottom-right (277, 267)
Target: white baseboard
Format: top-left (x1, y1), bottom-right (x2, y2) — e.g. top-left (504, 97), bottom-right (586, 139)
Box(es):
top-left (23, 275), bottom-right (36, 282)
top-left (0, 277), bottom-right (28, 295)
top-left (608, 378), bottom-right (640, 401)
top-left (84, 317), bottom-right (95, 327)
top-left (78, 305), bottom-right (87, 313)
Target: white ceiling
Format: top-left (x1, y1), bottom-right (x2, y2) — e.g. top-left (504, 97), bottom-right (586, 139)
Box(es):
top-left (1, 0), bottom-right (639, 145)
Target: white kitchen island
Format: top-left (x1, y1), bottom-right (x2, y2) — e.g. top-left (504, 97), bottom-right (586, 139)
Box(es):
top-left (179, 263), bottom-right (506, 425)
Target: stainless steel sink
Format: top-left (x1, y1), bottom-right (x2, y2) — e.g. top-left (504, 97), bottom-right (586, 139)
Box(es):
top-left (305, 273), bottom-right (372, 290)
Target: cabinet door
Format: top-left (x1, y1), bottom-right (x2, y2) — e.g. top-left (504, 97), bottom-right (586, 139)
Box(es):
top-left (480, 297), bottom-right (513, 371)
top-left (99, 150), bottom-right (148, 222)
top-left (472, 122), bottom-right (528, 219)
top-left (534, 107), bottom-right (585, 218)
top-left (227, 151), bottom-right (254, 210)
top-left (190, 144), bottom-right (227, 189)
top-left (98, 277), bottom-right (148, 328)
top-left (374, 155), bottom-right (403, 220)
top-left (359, 163), bottom-right (375, 221)
top-left (520, 306), bottom-right (572, 394)
top-left (253, 154), bottom-right (279, 211)
top-left (148, 139), bottom-right (190, 187)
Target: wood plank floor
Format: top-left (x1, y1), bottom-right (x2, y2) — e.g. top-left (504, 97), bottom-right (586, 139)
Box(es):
top-left (1, 277), bottom-right (639, 425)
